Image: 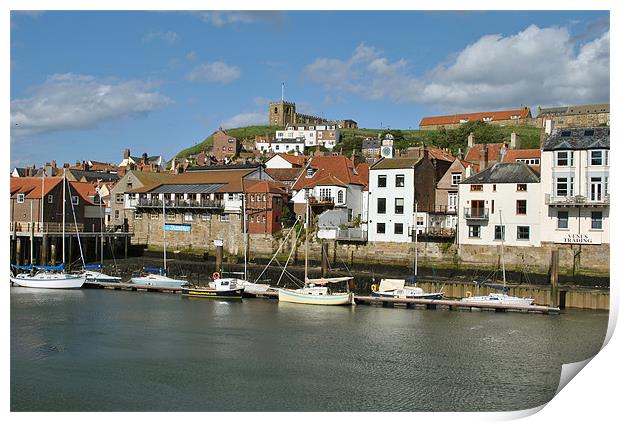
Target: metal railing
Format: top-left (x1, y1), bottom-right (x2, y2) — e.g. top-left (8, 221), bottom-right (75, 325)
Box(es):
top-left (335, 228), bottom-right (367, 242)
top-left (10, 222), bottom-right (85, 233)
top-left (464, 207), bottom-right (489, 220)
top-left (545, 194), bottom-right (610, 206)
top-left (308, 196), bottom-right (335, 206)
top-left (136, 198), bottom-right (224, 209)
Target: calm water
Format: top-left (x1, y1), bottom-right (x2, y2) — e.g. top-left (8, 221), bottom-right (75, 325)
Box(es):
top-left (11, 287), bottom-right (607, 412)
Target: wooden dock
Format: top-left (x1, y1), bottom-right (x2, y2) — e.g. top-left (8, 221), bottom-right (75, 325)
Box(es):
top-left (354, 296), bottom-right (560, 314)
top-left (82, 281), bottom-right (280, 298)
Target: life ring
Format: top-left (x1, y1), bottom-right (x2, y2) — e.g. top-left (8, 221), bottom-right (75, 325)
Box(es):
top-left (371, 284), bottom-right (378, 292)
top-left (212, 272), bottom-right (220, 280)
top-left (465, 291), bottom-right (472, 298)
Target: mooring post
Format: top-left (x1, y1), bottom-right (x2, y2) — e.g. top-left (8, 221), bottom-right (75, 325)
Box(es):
top-left (124, 236), bottom-right (128, 259)
top-left (50, 242), bottom-right (57, 266)
top-left (216, 244), bottom-right (224, 273)
top-left (321, 241), bottom-right (328, 278)
top-left (41, 234), bottom-right (48, 266)
top-left (550, 249), bottom-right (559, 308)
top-left (16, 238), bottom-right (22, 266)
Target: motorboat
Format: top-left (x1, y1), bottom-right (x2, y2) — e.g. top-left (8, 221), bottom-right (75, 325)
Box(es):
top-left (182, 277), bottom-right (244, 299)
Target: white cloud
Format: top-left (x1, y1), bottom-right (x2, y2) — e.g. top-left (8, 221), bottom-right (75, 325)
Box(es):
top-left (11, 73), bottom-right (172, 137)
top-left (220, 112), bottom-right (267, 129)
top-left (186, 51), bottom-right (198, 61)
top-left (143, 31), bottom-right (179, 44)
top-left (196, 11), bottom-right (284, 28)
top-left (304, 25), bottom-right (610, 112)
top-left (186, 61), bottom-right (241, 83)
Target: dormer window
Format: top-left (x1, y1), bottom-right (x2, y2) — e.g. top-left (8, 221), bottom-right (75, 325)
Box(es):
top-left (483, 116), bottom-right (493, 122)
top-left (17, 193), bottom-right (25, 203)
top-left (306, 167), bottom-right (315, 177)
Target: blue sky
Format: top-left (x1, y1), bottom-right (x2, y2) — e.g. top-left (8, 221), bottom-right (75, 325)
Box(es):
top-left (10, 10), bottom-right (610, 167)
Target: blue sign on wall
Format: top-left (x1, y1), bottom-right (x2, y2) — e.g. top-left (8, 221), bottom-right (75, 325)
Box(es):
top-left (164, 224), bottom-right (191, 232)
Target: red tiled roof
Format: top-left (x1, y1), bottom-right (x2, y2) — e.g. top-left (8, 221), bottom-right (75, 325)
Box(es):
top-left (291, 155), bottom-right (367, 191)
top-left (428, 147), bottom-right (455, 162)
top-left (275, 153), bottom-right (306, 167)
top-left (69, 182), bottom-right (99, 205)
top-left (460, 159), bottom-right (480, 173)
top-left (502, 149), bottom-right (541, 162)
top-left (10, 177), bottom-right (62, 199)
top-left (244, 179), bottom-right (289, 194)
top-left (464, 143), bottom-right (505, 163)
top-left (420, 109), bottom-right (531, 127)
top-left (265, 168), bottom-right (303, 182)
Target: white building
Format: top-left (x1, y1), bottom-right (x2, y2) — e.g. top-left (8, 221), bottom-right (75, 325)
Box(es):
top-left (264, 153), bottom-right (306, 169)
top-left (258, 138), bottom-right (306, 155)
top-left (457, 162), bottom-right (541, 247)
top-left (367, 157), bottom-right (437, 243)
top-left (275, 124), bottom-right (340, 149)
top-left (539, 127), bottom-right (610, 245)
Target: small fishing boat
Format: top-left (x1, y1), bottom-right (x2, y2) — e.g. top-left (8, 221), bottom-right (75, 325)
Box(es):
top-left (181, 276), bottom-right (244, 299)
top-left (371, 278), bottom-right (444, 300)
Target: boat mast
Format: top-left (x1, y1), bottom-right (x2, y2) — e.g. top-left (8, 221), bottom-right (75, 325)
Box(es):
top-left (304, 189), bottom-right (309, 284)
top-left (41, 175), bottom-right (45, 234)
top-left (414, 201), bottom-right (418, 280)
top-left (62, 171), bottom-right (66, 266)
top-left (30, 201), bottom-right (34, 266)
top-left (163, 195), bottom-right (167, 273)
top-left (243, 191), bottom-right (247, 280)
top-left (99, 180), bottom-right (104, 266)
top-left (499, 209), bottom-right (507, 288)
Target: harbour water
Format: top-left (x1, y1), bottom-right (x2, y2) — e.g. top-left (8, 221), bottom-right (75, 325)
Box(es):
top-left (11, 287), bottom-right (607, 412)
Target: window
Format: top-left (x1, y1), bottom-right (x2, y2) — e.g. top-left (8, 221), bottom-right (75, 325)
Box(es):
top-left (228, 193), bottom-right (234, 200)
top-left (134, 211), bottom-right (142, 220)
top-left (517, 226), bottom-right (530, 240)
top-left (71, 196), bottom-right (79, 205)
top-left (394, 198), bottom-right (404, 214)
top-left (451, 173), bottom-right (462, 186)
top-left (516, 200), bottom-right (527, 215)
top-left (494, 225), bottom-right (505, 240)
top-left (516, 158), bottom-right (540, 165)
top-left (337, 190), bottom-right (344, 203)
top-left (556, 177), bottom-right (574, 197)
top-left (468, 225), bottom-right (480, 238)
top-left (151, 213), bottom-right (158, 220)
top-left (470, 185), bottom-right (483, 192)
top-left (202, 213), bottom-right (211, 221)
top-left (394, 223), bottom-right (404, 234)
top-left (590, 150), bottom-right (603, 166)
top-left (377, 198), bottom-right (386, 214)
top-left (378, 175), bottom-right (387, 187)
top-left (184, 213), bottom-right (193, 222)
top-left (517, 184), bottom-right (527, 192)
top-left (220, 214), bottom-right (230, 222)
top-left (590, 177), bottom-right (603, 201)
top-left (47, 195), bottom-right (53, 203)
top-left (557, 211), bottom-right (568, 229)
top-left (493, 185), bottom-right (497, 192)
top-left (114, 210), bottom-right (120, 219)
top-left (556, 151), bottom-right (574, 166)
top-left (395, 174), bottom-right (405, 187)
top-left (376, 222), bottom-right (386, 234)
top-left (17, 193), bottom-right (24, 203)
top-left (591, 211), bottom-right (603, 229)
top-left (115, 193), bottom-right (123, 204)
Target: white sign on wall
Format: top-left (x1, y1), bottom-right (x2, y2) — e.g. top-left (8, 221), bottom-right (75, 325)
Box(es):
top-left (559, 233), bottom-right (601, 245)
top-left (213, 239), bottom-right (224, 247)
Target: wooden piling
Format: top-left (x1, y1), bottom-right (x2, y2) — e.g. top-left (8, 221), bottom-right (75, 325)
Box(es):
top-left (124, 236), bottom-right (128, 259)
top-left (215, 244), bottom-right (224, 272)
top-left (41, 234), bottom-right (48, 266)
top-left (550, 249), bottom-right (559, 309)
top-left (50, 243), bottom-right (57, 266)
top-left (321, 241), bottom-right (328, 277)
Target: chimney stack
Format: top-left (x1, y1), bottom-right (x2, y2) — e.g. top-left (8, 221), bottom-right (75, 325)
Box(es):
top-left (480, 144), bottom-right (488, 171)
top-left (123, 148), bottom-right (130, 159)
top-left (51, 160), bottom-right (57, 169)
top-left (510, 131), bottom-right (520, 149)
top-left (142, 152), bottom-right (148, 164)
top-left (457, 148), bottom-right (464, 160)
top-left (467, 132), bottom-right (475, 148)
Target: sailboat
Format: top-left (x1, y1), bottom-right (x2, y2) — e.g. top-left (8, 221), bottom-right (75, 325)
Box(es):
top-left (130, 196), bottom-right (188, 288)
top-left (277, 191), bottom-right (354, 306)
top-left (460, 210), bottom-right (534, 306)
top-left (82, 187), bottom-right (121, 283)
top-left (371, 202), bottom-right (444, 300)
top-left (11, 173), bottom-right (86, 289)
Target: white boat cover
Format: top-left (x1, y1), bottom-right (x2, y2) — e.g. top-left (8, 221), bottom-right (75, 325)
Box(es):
top-left (305, 276), bottom-right (353, 285)
top-left (379, 279), bottom-right (406, 291)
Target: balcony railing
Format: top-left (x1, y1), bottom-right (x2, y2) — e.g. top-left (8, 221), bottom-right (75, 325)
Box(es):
top-left (10, 222), bottom-right (85, 233)
top-left (136, 198), bottom-right (224, 209)
top-left (545, 194), bottom-right (610, 207)
top-left (464, 207), bottom-right (489, 220)
top-left (335, 228), bottom-right (367, 242)
top-left (308, 196), bottom-right (335, 206)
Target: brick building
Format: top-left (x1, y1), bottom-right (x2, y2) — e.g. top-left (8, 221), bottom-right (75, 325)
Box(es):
top-left (536, 103), bottom-right (609, 129)
top-left (211, 128), bottom-right (240, 162)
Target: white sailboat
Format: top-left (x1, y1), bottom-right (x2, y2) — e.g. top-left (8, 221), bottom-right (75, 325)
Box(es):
top-left (11, 173), bottom-right (85, 289)
top-left (371, 202), bottom-right (444, 300)
top-left (130, 196), bottom-right (188, 287)
top-left (461, 210), bottom-right (534, 306)
top-left (278, 191), bottom-right (354, 306)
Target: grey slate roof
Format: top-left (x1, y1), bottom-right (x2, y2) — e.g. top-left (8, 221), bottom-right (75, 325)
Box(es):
top-left (362, 139), bottom-right (381, 149)
top-left (460, 162), bottom-right (539, 184)
top-left (538, 103), bottom-right (609, 116)
top-left (371, 157), bottom-right (421, 170)
top-left (542, 127), bottom-right (610, 151)
top-left (68, 169), bottom-right (119, 182)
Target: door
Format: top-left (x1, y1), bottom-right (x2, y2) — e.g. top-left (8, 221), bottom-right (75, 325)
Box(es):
top-left (448, 192), bottom-right (457, 212)
top-left (590, 177), bottom-right (602, 201)
top-left (471, 200), bottom-right (485, 218)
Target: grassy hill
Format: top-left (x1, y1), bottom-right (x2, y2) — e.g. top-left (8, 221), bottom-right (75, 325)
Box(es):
top-left (174, 121), bottom-right (542, 159)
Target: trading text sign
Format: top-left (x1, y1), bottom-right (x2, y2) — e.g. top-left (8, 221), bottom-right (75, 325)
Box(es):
top-left (560, 233), bottom-right (601, 245)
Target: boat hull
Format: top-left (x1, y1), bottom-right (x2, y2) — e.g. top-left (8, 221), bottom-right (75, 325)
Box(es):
top-left (10, 274), bottom-right (85, 289)
top-left (181, 288), bottom-right (244, 299)
top-left (278, 289), bottom-right (353, 306)
top-left (372, 291), bottom-right (444, 300)
top-left (461, 294), bottom-right (535, 306)
top-left (130, 277), bottom-right (189, 287)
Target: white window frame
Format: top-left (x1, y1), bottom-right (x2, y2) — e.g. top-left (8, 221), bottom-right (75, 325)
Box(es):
top-left (17, 193), bottom-right (25, 203)
top-left (71, 196), bottom-right (79, 205)
top-left (451, 173), bottom-right (462, 186)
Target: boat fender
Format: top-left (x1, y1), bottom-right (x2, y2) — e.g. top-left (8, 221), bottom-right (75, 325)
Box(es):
top-left (465, 291), bottom-right (472, 298)
top-left (371, 284), bottom-right (378, 292)
top-left (212, 272), bottom-right (220, 280)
